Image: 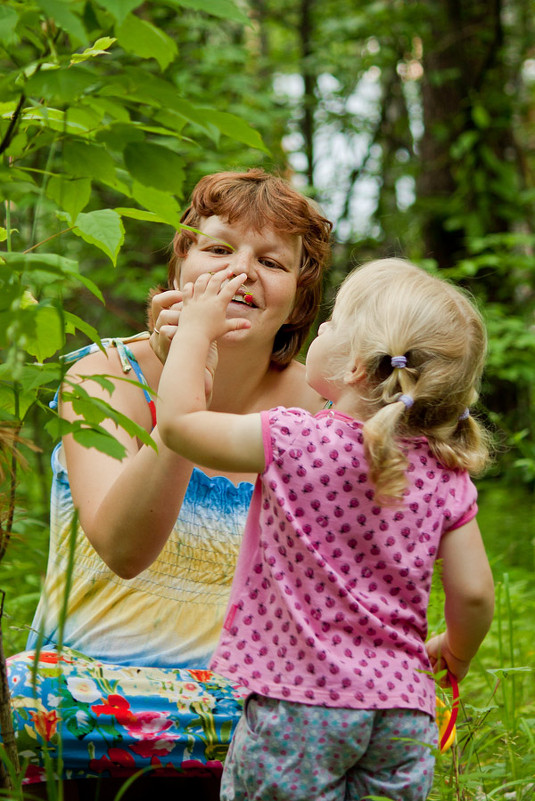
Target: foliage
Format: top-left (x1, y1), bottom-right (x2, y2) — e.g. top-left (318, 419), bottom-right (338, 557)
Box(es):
top-left (0, 1), bottom-right (534, 793)
top-left (0, 0), bottom-right (274, 482)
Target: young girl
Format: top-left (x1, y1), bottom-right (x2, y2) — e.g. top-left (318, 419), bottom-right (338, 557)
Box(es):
top-left (157, 258), bottom-right (495, 801)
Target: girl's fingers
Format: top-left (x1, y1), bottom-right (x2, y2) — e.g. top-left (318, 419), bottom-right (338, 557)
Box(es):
top-left (182, 282), bottom-right (194, 300)
top-left (226, 318), bottom-right (251, 332)
top-left (216, 271), bottom-right (248, 297)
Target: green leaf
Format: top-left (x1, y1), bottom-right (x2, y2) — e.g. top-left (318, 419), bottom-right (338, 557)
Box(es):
top-left (0, 385), bottom-right (36, 419)
top-left (35, 0), bottom-right (89, 45)
top-left (85, 96), bottom-right (130, 124)
top-left (130, 181), bottom-right (182, 227)
top-left (201, 109), bottom-right (269, 153)
top-left (63, 140), bottom-right (117, 184)
top-left (72, 428), bottom-right (127, 460)
top-left (70, 37), bottom-right (117, 64)
top-left (156, 100), bottom-right (268, 152)
top-left (46, 176), bottom-right (91, 221)
top-left (0, 6), bottom-right (18, 45)
top-left (123, 142), bottom-right (185, 194)
top-left (44, 416), bottom-right (128, 460)
top-left (25, 66), bottom-right (96, 104)
top-left (1, 251), bottom-right (79, 274)
top-left (63, 311), bottom-right (103, 348)
top-left (21, 107), bottom-right (96, 136)
top-left (61, 383), bottom-right (157, 450)
top-left (24, 305), bottom-right (65, 361)
top-left (165, 0), bottom-right (250, 25)
top-left (93, 0), bottom-right (144, 26)
top-left (116, 14), bottom-right (178, 71)
top-left (72, 210), bottom-right (125, 265)
top-left (114, 207), bottom-right (172, 225)
top-left (1, 251), bottom-right (104, 303)
top-left (7, 362), bottom-right (63, 393)
top-left (472, 104), bottom-right (491, 129)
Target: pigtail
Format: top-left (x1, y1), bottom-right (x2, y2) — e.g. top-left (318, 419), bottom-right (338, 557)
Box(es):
top-left (362, 355), bottom-right (419, 503)
top-left (428, 411), bottom-right (492, 476)
top-left (363, 400), bottom-right (410, 502)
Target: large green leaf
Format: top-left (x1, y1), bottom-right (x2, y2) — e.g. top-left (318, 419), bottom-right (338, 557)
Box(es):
top-left (24, 305), bottom-right (65, 362)
top-left (115, 207), bottom-right (172, 225)
top-left (72, 210), bottom-right (125, 265)
top-left (25, 66), bottom-right (96, 104)
top-left (123, 142), bottom-right (185, 194)
top-left (63, 311), bottom-right (103, 347)
top-left (46, 176), bottom-right (91, 221)
top-left (93, 0), bottom-right (144, 26)
top-left (130, 181), bottom-right (182, 227)
top-left (34, 0), bottom-right (89, 45)
top-left (166, 0), bottom-right (250, 25)
top-left (190, 106), bottom-right (269, 153)
top-left (1, 252), bottom-right (79, 274)
top-left (62, 141), bottom-right (117, 184)
top-left (1, 252), bottom-right (104, 303)
top-left (116, 14), bottom-right (178, 71)
top-left (67, 425), bottom-right (127, 460)
top-left (20, 106), bottom-right (98, 137)
top-left (0, 6), bottom-right (18, 45)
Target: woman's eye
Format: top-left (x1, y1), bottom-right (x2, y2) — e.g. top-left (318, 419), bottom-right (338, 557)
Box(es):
top-left (261, 258), bottom-right (284, 270)
top-left (209, 246), bottom-right (231, 255)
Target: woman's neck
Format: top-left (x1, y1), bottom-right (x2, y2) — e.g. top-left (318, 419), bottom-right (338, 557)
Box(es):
top-left (209, 342), bottom-right (275, 414)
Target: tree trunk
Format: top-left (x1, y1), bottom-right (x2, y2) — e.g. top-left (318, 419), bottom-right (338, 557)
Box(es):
top-left (417, 0), bottom-right (510, 267)
top-left (299, 0), bottom-right (316, 186)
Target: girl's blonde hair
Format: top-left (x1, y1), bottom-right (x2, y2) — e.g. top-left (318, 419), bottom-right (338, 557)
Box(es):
top-left (329, 258), bottom-right (491, 501)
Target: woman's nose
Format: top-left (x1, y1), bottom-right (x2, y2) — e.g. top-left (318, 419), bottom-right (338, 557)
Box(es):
top-left (233, 249), bottom-right (256, 277)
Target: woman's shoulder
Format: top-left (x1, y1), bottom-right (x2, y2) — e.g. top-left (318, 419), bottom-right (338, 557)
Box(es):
top-left (63, 335), bottom-right (157, 383)
top-left (269, 359), bottom-right (324, 414)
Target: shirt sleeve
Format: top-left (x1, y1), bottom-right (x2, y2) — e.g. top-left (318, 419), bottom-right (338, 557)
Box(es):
top-left (260, 406), bottom-right (312, 471)
top-left (443, 470), bottom-right (479, 532)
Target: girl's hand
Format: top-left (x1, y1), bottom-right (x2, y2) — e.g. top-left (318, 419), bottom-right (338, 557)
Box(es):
top-left (179, 271), bottom-right (251, 340)
top-left (150, 288), bottom-right (183, 363)
top-left (426, 632), bottom-right (471, 684)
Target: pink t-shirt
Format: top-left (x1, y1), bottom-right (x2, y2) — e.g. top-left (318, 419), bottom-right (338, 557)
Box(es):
top-left (210, 407), bottom-right (477, 718)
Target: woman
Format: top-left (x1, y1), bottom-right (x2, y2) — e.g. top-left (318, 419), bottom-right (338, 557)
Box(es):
top-left (7, 169), bottom-right (333, 794)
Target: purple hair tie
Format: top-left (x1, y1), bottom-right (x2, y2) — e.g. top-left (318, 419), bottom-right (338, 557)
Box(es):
top-left (459, 407), bottom-right (470, 420)
top-left (391, 355), bottom-right (407, 369)
top-left (399, 394), bottom-right (414, 408)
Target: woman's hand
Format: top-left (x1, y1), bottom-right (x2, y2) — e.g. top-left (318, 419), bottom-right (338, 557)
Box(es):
top-left (150, 288), bottom-right (183, 363)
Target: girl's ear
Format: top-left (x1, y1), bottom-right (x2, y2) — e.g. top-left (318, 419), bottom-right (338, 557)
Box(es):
top-left (343, 363), bottom-right (366, 386)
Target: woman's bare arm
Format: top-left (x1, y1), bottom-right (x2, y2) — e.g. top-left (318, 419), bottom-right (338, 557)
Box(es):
top-left (61, 347), bottom-right (192, 579)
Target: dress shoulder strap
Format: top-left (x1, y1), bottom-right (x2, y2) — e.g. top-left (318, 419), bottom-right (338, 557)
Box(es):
top-left (49, 332), bottom-right (157, 429)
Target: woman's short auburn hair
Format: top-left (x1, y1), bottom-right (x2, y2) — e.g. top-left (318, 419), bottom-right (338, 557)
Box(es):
top-left (167, 168), bottom-right (333, 368)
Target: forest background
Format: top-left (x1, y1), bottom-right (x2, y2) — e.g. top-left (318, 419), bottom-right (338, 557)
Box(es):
top-left (0, 0), bottom-right (534, 798)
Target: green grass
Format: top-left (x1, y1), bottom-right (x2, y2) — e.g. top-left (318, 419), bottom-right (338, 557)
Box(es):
top-left (0, 477), bottom-right (533, 799)
top-left (428, 481), bottom-right (534, 800)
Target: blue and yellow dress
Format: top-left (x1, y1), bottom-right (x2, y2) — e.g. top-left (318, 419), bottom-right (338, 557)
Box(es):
top-left (7, 336), bottom-right (251, 783)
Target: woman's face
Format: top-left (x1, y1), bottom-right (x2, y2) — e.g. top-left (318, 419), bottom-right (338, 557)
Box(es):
top-left (177, 216), bottom-right (302, 349)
